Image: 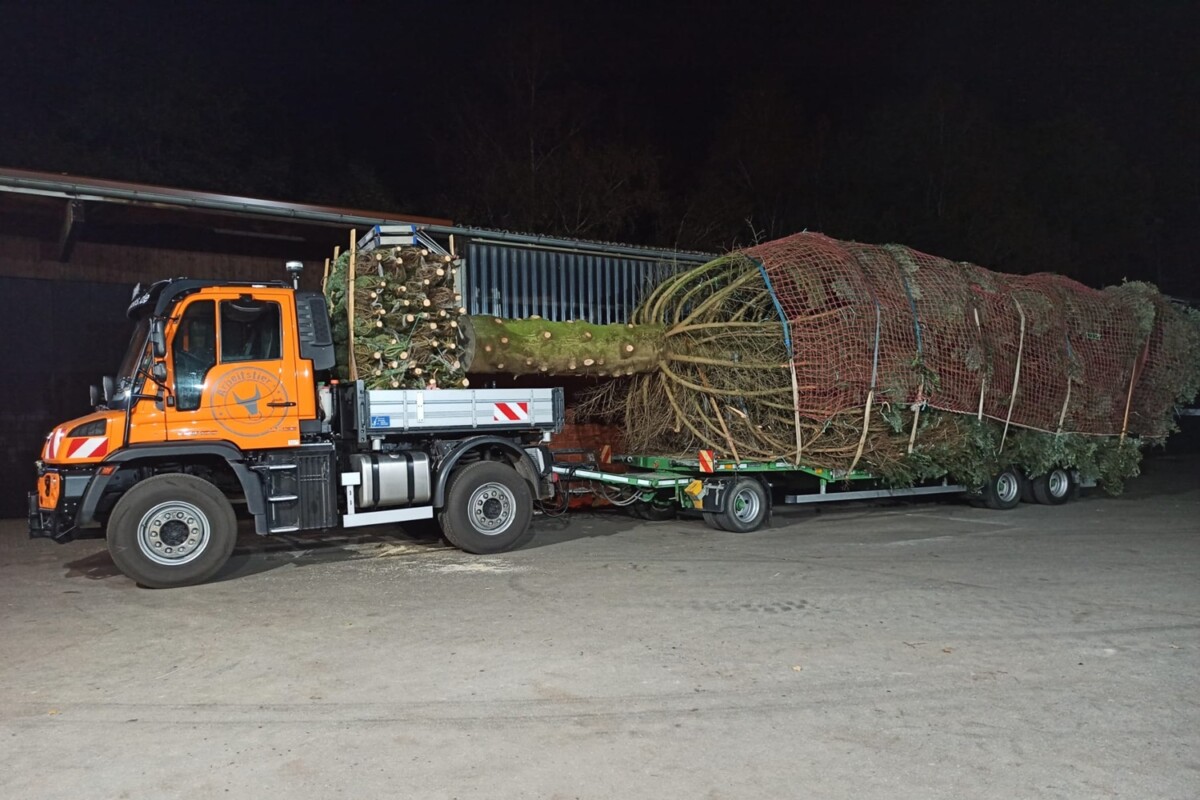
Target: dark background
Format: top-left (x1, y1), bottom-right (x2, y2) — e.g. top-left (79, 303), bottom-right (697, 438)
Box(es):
top-left (1, 0), bottom-right (1197, 296)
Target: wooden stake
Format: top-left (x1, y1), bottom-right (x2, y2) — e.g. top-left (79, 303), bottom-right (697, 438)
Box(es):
top-left (697, 368), bottom-right (740, 462)
top-left (848, 302), bottom-right (882, 474)
top-left (999, 299), bottom-right (1026, 453)
top-left (1120, 335), bottom-right (1153, 443)
top-left (347, 229), bottom-right (358, 382)
top-left (1056, 379), bottom-right (1073, 434)
top-left (974, 307), bottom-right (986, 420)
top-left (907, 384), bottom-right (923, 455)
top-left (847, 389), bottom-right (875, 474)
top-left (786, 356), bottom-right (803, 463)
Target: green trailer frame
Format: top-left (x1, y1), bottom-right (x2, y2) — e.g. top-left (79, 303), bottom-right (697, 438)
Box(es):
top-left (549, 451), bottom-right (970, 530)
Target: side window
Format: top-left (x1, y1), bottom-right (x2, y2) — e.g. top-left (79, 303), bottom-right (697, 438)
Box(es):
top-left (172, 300), bottom-right (216, 412)
top-left (220, 298), bottom-right (281, 363)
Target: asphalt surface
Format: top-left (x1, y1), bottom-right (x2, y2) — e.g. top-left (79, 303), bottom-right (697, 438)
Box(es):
top-left (2, 455), bottom-right (1198, 799)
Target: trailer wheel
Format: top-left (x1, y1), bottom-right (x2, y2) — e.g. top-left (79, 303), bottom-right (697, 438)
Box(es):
top-left (1031, 467), bottom-right (1075, 505)
top-left (982, 467), bottom-right (1023, 510)
top-left (440, 460), bottom-right (534, 554)
top-left (715, 477), bottom-right (769, 533)
top-left (106, 473), bottom-right (238, 589)
top-left (702, 512), bottom-right (727, 531)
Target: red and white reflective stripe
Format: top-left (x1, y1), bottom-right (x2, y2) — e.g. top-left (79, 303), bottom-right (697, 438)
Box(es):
top-left (599, 444), bottom-right (612, 464)
top-left (698, 449), bottom-right (715, 473)
top-left (67, 437), bottom-right (109, 459)
top-left (49, 427), bottom-right (66, 458)
top-left (493, 402), bottom-right (530, 422)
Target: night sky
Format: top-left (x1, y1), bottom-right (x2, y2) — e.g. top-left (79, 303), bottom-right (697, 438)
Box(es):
top-left (1, 0), bottom-right (1197, 295)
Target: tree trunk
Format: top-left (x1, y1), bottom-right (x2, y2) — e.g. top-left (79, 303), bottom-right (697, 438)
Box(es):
top-left (463, 316), bottom-right (666, 377)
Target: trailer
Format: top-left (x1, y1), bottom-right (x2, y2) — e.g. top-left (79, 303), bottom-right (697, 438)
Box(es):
top-left (550, 450), bottom-right (1083, 531)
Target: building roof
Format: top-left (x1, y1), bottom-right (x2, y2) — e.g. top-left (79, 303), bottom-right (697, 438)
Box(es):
top-left (0, 165), bottom-right (452, 262)
top-left (0, 165), bottom-right (714, 265)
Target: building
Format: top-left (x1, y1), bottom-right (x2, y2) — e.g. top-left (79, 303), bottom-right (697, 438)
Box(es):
top-left (0, 167), bottom-right (709, 517)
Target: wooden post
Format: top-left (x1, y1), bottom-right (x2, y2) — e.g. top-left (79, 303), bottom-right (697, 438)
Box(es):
top-left (1119, 335), bottom-right (1153, 443)
top-left (847, 301), bottom-right (882, 474)
top-left (1056, 379), bottom-right (1073, 434)
top-left (974, 307), bottom-right (986, 420)
top-left (907, 382), bottom-right (924, 454)
top-left (696, 368), bottom-right (740, 462)
top-left (347, 229), bottom-right (358, 382)
top-left (999, 299), bottom-right (1026, 453)
top-left (787, 358), bottom-right (804, 464)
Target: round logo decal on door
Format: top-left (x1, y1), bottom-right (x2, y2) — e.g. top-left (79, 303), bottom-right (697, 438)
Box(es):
top-left (211, 367), bottom-right (290, 438)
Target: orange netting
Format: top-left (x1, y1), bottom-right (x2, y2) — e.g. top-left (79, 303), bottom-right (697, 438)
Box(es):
top-left (742, 232), bottom-right (1180, 438)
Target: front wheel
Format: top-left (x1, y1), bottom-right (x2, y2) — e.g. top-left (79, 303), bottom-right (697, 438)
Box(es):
top-left (439, 460), bottom-right (534, 554)
top-left (106, 473), bottom-right (238, 588)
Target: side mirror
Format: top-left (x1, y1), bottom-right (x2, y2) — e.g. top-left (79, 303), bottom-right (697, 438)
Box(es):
top-left (89, 384), bottom-right (103, 408)
top-left (151, 362), bottom-right (168, 384)
top-left (102, 375), bottom-right (116, 405)
top-left (150, 318), bottom-right (167, 359)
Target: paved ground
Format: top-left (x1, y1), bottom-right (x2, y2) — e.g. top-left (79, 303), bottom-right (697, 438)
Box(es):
top-left (1, 455), bottom-right (1198, 799)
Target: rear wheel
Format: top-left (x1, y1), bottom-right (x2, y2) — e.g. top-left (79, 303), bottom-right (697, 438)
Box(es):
top-left (715, 477), bottom-right (769, 532)
top-left (439, 460), bottom-right (534, 554)
top-left (983, 467), bottom-right (1023, 510)
top-left (1032, 467), bottom-right (1075, 505)
top-left (107, 473), bottom-right (238, 589)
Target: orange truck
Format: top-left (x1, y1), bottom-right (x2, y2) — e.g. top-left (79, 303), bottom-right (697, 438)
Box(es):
top-left (29, 263), bottom-right (563, 588)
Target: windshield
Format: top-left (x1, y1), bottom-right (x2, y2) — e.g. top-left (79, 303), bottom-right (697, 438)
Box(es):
top-left (111, 319), bottom-right (151, 407)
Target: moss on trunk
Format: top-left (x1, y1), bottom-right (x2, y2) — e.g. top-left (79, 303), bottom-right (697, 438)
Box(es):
top-left (464, 316), bottom-right (666, 377)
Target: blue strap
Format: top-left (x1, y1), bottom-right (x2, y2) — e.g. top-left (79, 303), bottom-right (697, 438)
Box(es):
top-left (755, 259), bottom-right (793, 359)
top-left (897, 268), bottom-right (923, 357)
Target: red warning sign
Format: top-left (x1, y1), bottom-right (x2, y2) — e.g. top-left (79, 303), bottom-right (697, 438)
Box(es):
top-left (698, 449), bottom-right (715, 473)
top-left (493, 402), bottom-right (530, 422)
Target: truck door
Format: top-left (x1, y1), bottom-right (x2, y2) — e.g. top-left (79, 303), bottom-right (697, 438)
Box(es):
top-left (165, 294), bottom-right (301, 449)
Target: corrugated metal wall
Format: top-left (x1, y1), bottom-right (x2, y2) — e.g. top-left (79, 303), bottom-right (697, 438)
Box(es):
top-left (462, 241), bottom-right (687, 324)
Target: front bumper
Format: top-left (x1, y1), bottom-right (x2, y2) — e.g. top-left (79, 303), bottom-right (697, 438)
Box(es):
top-left (28, 466), bottom-right (97, 543)
top-left (28, 491), bottom-right (78, 542)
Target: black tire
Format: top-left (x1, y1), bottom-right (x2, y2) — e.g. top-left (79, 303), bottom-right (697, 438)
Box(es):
top-left (630, 500), bottom-right (678, 521)
top-left (439, 460), bottom-right (534, 554)
top-left (1031, 467), bottom-right (1075, 505)
top-left (983, 467), bottom-right (1023, 511)
top-left (715, 477), bottom-right (769, 533)
top-left (702, 512), bottom-right (727, 531)
top-left (106, 473), bottom-right (238, 589)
